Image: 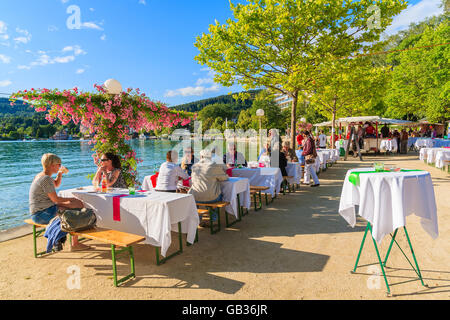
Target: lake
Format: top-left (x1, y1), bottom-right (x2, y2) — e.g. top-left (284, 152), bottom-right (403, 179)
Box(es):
top-left (0, 139), bottom-right (180, 231)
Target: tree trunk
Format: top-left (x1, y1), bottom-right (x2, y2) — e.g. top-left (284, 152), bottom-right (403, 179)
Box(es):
top-left (290, 93), bottom-right (298, 149)
top-left (331, 97), bottom-right (337, 149)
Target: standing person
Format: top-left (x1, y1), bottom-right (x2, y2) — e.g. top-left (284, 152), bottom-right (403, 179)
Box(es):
top-left (301, 131), bottom-right (320, 187)
top-left (317, 130), bottom-right (327, 149)
top-left (155, 150), bottom-right (189, 192)
top-left (400, 129), bottom-right (409, 154)
top-left (29, 153), bottom-right (88, 251)
top-left (381, 124), bottom-right (390, 138)
top-left (393, 130), bottom-right (401, 154)
top-left (365, 122), bottom-right (376, 138)
top-left (92, 152), bottom-right (127, 188)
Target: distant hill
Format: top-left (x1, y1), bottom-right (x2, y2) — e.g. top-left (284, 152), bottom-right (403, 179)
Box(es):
top-left (0, 98), bottom-right (34, 115)
top-left (171, 89), bottom-right (262, 113)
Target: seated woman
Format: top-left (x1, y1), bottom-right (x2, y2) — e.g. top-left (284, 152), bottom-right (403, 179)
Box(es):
top-left (93, 152), bottom-right (127, 189)
top-left (189, 149), bottom-right (229, 226)
top-left (282, 141), bottom-right (299, 162)
top-left (29, 153), bottom-right (88, 251)
top-left (155, 150), bottom-right (189, 192)
top-left (180, 147), bottom-right (198, 176)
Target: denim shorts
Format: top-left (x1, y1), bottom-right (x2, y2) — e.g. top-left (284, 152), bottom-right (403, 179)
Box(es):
top-left (31, 205), bottom-right (58, 225)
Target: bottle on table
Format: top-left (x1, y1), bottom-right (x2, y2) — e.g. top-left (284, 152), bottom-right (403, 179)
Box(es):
top-left (101, 173), bottom-right (108, 193)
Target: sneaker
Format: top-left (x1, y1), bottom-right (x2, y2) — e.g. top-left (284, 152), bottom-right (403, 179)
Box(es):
top-left (310, 184), bottom-right (320, 187)
top-left (53, 241), bottom-right (63, 252)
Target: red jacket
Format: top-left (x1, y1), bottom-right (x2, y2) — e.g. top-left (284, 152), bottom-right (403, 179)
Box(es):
top-left (302, 137), bottom-right (315, 156)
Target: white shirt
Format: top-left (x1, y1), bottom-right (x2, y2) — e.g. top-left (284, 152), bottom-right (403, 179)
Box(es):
top-left (155, 162), bottom-right (189, 191)
top-left (318, 134), bottom-right (327, 147)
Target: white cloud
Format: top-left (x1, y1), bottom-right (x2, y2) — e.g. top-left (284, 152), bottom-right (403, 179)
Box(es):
top-left (0, 80), bottom-right (12, 87)
top-left (48, 25), bottom-right (58, 32)
top-left (53, 55), bottom-right (75, 63)
top-left (384, 0), bottom-right (444, 36)
top-left (0, 21), bottom-right (9, 42)
top-left (196, 77), bottom-right (214, 85)
top-left (81, 22), bottom-right (103, 31)
top-left (76, 68), bottom-right (85, 74)
top-left (62, 45), bottom-right (86, 55)
top-left (165, 67), bottom-right (221, 97)
top-left (0, 21), bottom-right (7, 34)
top-left (165, 84), bottom-right (220, 98)
top-left (139, 0), bottom-right (146, 5)
top-left (14, 27), bottom-right (32, 44)
top-left (100, 34), bottom-right (106, 41)
top-left (0, 54), bottom-right (11, 64)
top-left (61, 0), bottom-right (69, 3)
top-left (18, 65), bottom-right (31, 70)
top-left (89, 8), bottom-right (95, 12)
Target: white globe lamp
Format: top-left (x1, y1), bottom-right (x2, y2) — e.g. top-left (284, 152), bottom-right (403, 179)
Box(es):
top-left (104, 79), bottom-right (122, 95)
top-left (300, 117), bottom-right (306, 123)
top-left (256, 109), bottom-right (265, 117)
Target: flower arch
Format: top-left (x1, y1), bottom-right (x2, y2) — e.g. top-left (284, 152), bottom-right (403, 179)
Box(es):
top-left (10, 84), bottom-right (193, 186)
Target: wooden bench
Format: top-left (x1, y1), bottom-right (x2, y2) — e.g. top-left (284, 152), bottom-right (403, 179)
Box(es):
top-left (196, 201), bottom-right (230, 234)
top-left (250, 186), bottom-right (270, 211)
top-left (24, 219), bottom-right (49, 258)
top-left (24, 219), bottom-right (145, 287)
top-left (70, 228), bottom-right (145, 287)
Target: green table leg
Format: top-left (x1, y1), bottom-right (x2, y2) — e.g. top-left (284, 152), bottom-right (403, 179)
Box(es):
top-left (156, 222), bottom-right (183, 264)
top-left (351, 223), bottom-right (390, 294)
top-left (111, 244), bottom-right (136, 287)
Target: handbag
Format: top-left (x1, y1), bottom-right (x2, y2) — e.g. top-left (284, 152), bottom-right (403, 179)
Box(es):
top-left (305, 154), bottom-right (316, 164)
top-left (60, 208), bottom-right (97, 232)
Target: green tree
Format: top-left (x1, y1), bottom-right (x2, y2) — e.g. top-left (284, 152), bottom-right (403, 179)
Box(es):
top-left (384, 17), bottom-right (449, 122)
top-left (310, 56), bottom-right (390, 147)
top-left (195, 0), bottom-right (407, 148)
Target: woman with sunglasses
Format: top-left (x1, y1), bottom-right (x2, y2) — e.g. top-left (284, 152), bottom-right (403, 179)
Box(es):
top-left (92, 152), bottom-right (127, 189)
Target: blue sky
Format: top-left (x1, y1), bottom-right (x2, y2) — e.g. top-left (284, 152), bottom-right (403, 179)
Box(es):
top-left (0, 0), bottom-right (444, 106)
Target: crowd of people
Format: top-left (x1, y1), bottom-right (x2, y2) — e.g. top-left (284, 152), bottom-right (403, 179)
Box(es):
top-left (29, 130), bottom-right (326, 241)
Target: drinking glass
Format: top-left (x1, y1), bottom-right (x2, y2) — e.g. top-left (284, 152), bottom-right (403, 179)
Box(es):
top-left (128, 185), bottom-right (136, 195)
top-left (374, 162), bottom-right (384, 172)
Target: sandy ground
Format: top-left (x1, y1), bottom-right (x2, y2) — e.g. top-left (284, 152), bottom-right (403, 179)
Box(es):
top-left (0, 152), bottom-right (449, 300)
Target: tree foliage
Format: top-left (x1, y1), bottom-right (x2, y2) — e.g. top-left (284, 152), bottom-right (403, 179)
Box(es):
top-left (195, 0), bottom-right (407, 147)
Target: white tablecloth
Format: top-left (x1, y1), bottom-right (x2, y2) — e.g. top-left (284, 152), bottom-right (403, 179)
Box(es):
top-left (142, 175), bottom-right (251, 219)
top-left (220, 177), bottom-right (251, 218)
top-left (415, 138), bottom-right (434, 149)
top-left (435, 149), bottom-right (450, 169)
top-left (286, 162), bottom-right (302, 184)
top-left (379, 139), bottom-right (398, 152)
top-left (232, 167), bottom-right (283, 197)
top-left (320, 148), bottom-right (339, 162)
top-left (59, 187), bottom-right (199, 257)
top-left (339, 168), bottom-right (438, 243)
top-left (336, 140), bottom-right (348, 150)
top-left (426, 148), bottom-right (445, 164)
top-left (316, 150), bottom-right (330, 170)
top-left (419, 147), bottom-right (432, 161)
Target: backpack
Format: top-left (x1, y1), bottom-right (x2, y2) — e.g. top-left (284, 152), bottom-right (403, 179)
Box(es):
top-left (60, 208), bottom-right (97, 232)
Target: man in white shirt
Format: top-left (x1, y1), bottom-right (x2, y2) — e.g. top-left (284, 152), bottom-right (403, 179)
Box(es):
top-left (155, 150), bottom-right (189, 192)
top-left (318, 131), bottom-right (327, 149)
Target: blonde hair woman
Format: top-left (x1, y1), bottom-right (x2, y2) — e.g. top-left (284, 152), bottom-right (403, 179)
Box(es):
top-left (29, 153), bottom-right (88, 251)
